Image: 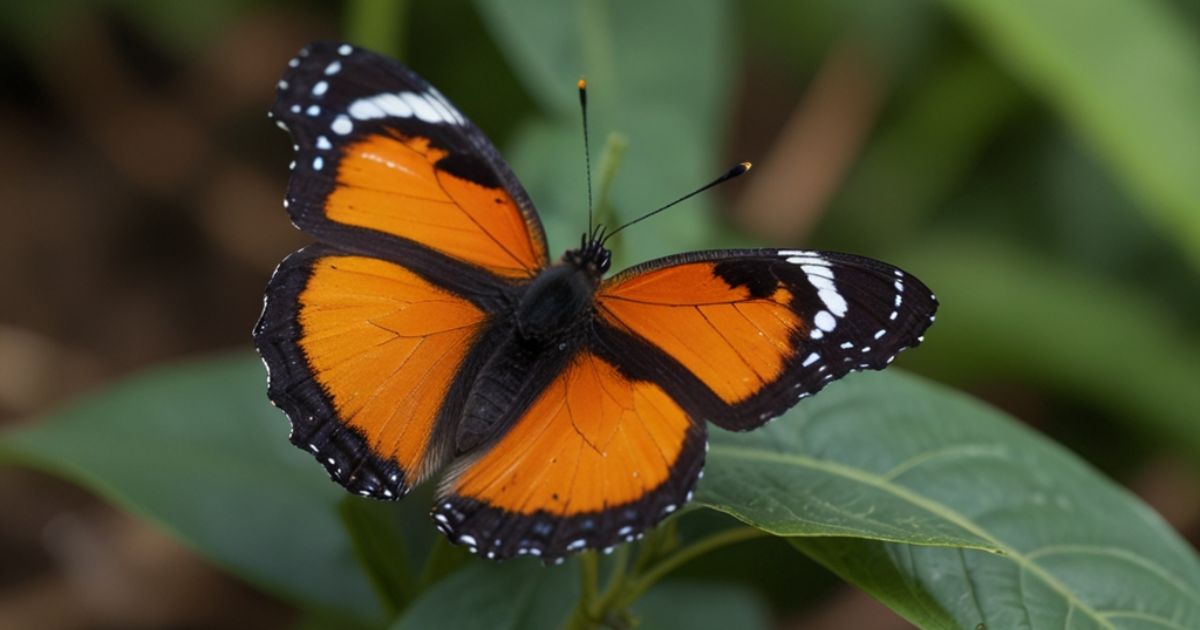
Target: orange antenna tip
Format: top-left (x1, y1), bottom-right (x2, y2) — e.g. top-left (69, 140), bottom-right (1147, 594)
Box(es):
top-left (577, 78), bottom-right (587, 90)
top-left (741, 161), bottom-right (753, 171)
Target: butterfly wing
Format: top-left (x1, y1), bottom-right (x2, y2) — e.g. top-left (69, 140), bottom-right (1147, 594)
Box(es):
top-left (432, 350), bottom-right (705, 560)
top-left (255, 246), bottom-right (495, 497)
top-left (257, 43), bottom-right (550, 497)
top-left (270, 41), bottom-right (549, 280)
top-left (593, 249), bottom-right (938, 430)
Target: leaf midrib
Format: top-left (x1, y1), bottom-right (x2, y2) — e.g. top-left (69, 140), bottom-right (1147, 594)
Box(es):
top-left (709, 444), bottom-right (1118, 630)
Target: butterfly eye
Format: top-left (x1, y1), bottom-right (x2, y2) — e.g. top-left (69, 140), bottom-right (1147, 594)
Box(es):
top-left (598, 250), bottom-right (612, 274)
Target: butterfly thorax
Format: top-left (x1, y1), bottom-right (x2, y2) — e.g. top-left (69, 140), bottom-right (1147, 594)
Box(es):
top-left (513, 237), bottom-right (611, 343)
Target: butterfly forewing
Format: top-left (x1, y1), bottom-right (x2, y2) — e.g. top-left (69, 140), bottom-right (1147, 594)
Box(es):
top-left (595, 249), bottom-right (938, 430)
top-left (270, 41), bottom-right (549, 280)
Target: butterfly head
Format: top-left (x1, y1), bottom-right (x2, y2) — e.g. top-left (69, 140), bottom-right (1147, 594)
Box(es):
top-left (561, 226), bottom-right (612, 279)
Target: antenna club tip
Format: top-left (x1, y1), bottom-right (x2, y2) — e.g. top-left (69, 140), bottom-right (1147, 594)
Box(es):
top-left (728, 161), bottom-right (752, 177)
top-left (577, 78), bottom-right (587, 90)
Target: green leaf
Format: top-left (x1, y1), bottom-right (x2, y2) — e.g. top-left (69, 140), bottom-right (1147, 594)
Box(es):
top-left (393, 558), bottom-right (770, 630)
top-left (0, 354), bottom-right (382, 623)
top-left (474, 0), bottom-right (734, 268)
top-left (632, 581), bottom-right (771, 630)
top-left (392, 560), bottom-right (577, 630)
top-left (939, 0), bottom-right (1200, 266)
top-left (700, 370), bottom-right (1200, 627)
top-left (339, 497), bottom-right (417, 615)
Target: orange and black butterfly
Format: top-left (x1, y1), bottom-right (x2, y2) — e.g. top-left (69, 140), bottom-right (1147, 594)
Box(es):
top-left (254, 42), bottom-right (937, 562)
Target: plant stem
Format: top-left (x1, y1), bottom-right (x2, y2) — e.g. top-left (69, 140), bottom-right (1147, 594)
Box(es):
top-left (598, 544), bottom-right (630, 604)
top-left (581, 551), bottom-right (600, 612)
top-left (617, 527), bottom-right (768, 607)
top-left (567, 551), bottom-right (602, 630)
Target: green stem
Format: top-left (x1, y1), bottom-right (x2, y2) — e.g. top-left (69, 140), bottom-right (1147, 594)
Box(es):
top-left (567, 551), bottom-right (602, 630)
top-left (617, 527), bottom-right (768, 607)
top-left (580, 551), bottom-right (600, 611)
top-left (598, 544), bottom-right (630, 604)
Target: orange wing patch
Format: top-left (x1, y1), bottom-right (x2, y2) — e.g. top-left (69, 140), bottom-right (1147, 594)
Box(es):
top-left (299, 255), bottom-right (485, 483)
top-left (449, 352), bottom-right (691, 516)
top-left (597, 262), bottom-right (802, 404)
top-left (326, 133), bottom-right (546, 277)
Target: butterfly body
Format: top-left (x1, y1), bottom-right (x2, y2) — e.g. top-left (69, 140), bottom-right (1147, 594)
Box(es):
top-left (514, 252), bottom-right (604, 343)
top-left (256, 42), bottom-right (937, 561)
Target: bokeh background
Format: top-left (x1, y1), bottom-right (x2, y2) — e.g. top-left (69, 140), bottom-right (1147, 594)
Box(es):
top-left (1, 0), bottom-right (1198, 628)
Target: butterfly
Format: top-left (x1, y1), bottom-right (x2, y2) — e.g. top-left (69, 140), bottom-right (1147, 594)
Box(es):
top-left (254, 41), bottom-right (937, 562)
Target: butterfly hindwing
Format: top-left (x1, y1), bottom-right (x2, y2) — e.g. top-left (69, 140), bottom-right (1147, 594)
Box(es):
top-left (594, 249), bottom-right (938, 430)
top-left (254, 245), bottom-right (491, 498)
top-left (271, 41), bottom-right (549, 280)
top-left (432, 351), bottom-right (706, 561)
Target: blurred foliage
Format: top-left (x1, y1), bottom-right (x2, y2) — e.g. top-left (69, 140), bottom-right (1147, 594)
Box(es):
top-left (1, 0), bottom-right (1198, 628)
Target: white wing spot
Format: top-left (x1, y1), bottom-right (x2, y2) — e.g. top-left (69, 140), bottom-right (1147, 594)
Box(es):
top-left (375, 93), bottom-right (413, 117)
top-left (429, 87), bottom-right (466, 124)
top-left (324, 60), bottom-right (342, 75)
top-left (402, 92), bottom-right (441, 122)
top-left (312, 80), bottom-right (328, 96)
top-left (818, 288), bottom-right (848, 317)
top-left (349, 98), bottom-right (386, 120)
top-left (424, 90), bottom-right (459, 125)
top-left (331, 115), bottom-right (353, 135)
top-left (814, 310), bottom-right (837, 332)
top-left (802, 352), bottom-right (820, 367)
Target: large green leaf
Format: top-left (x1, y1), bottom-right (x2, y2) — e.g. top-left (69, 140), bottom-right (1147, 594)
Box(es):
top-left (392, 560), bottom-right (577, 630)
top-left (0, 354), bottom-right (382, 623)
top-left (939, 0), bottom-right (1200, 266)
top-left (392, 558), bottom-right (770, 630)
top-left (699, 370), bottom-right (1200, 628)
top-left (474, 0), bottom-right (733, 268)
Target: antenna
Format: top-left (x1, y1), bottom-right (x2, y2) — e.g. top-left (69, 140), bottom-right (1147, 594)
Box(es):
top-left (578, 78), bottom-right (593, 232)
top-left (602, 162), bottom-right (752, 244)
